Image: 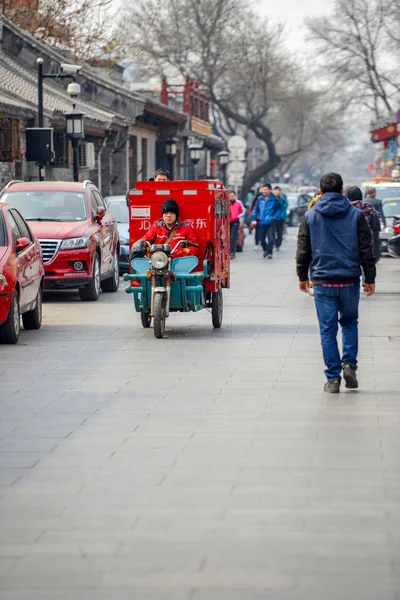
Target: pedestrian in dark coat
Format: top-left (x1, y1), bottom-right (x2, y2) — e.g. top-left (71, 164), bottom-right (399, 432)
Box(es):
top-left (296, 173), bottom-right (376, 394)
top-left (347, 186), bottom-right (381, 263)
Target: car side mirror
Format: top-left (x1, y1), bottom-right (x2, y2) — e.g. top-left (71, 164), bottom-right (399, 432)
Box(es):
top-left (95, 206), bottom-right (106, 223)
top-left (16, 237), bottom-right (31, 252)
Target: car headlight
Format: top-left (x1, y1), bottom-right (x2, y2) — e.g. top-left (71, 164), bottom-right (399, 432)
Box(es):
top-left (383, 227), bottom-right (394, 234)
top-left (119, 236), bottom-right (129, 245)
top-left (60, 237), bottom-right (90, 250)
top-left (0, 274), bottom-right (8, 286)
top-left (151, 251), bottom-right (168, 269)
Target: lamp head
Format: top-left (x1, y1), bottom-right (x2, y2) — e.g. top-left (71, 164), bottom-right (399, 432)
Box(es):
top-left (67, 82), bottom-right (81, 99)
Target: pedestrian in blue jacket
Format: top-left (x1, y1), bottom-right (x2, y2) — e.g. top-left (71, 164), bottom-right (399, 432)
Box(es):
top-left (296, 172), bottom-right (376, 393)
top-left (251, 183), bottom-right (280, 258)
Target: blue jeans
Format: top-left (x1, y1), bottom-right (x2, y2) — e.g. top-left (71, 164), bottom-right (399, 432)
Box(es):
top-left (314, 283), bottom-right (360, 381)
top-left (260, 223), bottom-right (275, 255)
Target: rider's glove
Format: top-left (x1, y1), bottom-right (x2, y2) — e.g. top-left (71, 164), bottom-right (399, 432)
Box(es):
top-left (129, 239), bottom-right (148, 259)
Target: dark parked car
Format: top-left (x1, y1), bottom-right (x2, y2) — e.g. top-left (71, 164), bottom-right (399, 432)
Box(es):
top-left (0, 181), bottom-right (120, 301)
top-left (0, 203), bottom-right (44, 343)
top-left (286, 193), bottom-right (312, 226)
top-left (379, 198), bottom-right (400, 255)
top-left (104, 195), bottom-right (130, 273)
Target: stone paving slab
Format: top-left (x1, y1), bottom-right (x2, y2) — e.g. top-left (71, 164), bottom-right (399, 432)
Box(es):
top-left (0, 228), bottom-right (400, 599)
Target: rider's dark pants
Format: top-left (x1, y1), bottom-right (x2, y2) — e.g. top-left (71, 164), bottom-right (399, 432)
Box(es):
top-left (230, 220), bottom-right (239, 254)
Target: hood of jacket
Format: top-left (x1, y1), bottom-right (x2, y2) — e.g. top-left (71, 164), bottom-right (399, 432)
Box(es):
top-left (314, 192), bottom-right (351, 219)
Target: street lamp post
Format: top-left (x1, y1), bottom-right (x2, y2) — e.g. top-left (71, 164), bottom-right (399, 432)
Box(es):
top-left (165, 137), bottom-right (177, 180)
top-left (189, 144), bottom-right (202, 180)
top-left (217, 150), bottom-right (229, 187)
top-left (36, 57), bottom-right (82, 181)
top-left (64, 107), bottom-right (85, 182)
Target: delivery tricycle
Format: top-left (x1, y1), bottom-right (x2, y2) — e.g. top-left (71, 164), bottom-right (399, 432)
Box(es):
top-left (124, 180), bottom-right (230, 338)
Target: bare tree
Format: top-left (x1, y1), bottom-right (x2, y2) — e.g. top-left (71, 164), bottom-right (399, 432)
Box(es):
top-left (120, 0), bottom-right (344, 195)
top-left (306, 0), bottom-right (400, 118)
top-left (1, 0), bottom-right (119, 62)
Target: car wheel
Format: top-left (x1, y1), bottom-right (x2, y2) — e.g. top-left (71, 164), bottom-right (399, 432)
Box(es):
top-left (22, 287), bottom-right (43, 330)
top-left (79, 254), bottom-right (101, 301)
top-left (0, 290), bottom-right (20, 344)
top-left (101, 253), bottom-right (120, 293)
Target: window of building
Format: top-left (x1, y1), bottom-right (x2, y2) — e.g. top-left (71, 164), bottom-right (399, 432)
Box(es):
top-left (0, 117), bottom-right (21, 162)
top-left (53, 131), bottom-right (69, 167)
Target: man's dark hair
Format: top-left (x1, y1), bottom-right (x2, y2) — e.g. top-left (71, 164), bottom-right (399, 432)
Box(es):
top-left (366, 187), bottom-right (376, 197)
top-left (263, 182), bottom-right (272, 189)
top-left (154, 168), bottom-right (170, 179)
top-left (320, 172), bottom-right (343, 194)
top-left (274, 186), bottom-right (281, 190)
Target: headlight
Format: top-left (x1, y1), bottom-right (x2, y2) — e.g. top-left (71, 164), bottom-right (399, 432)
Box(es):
top-left (151, 251), bottom-right (168, 269)
top-left (0, 274), bottom-right (8, 286)
top-left (119, 236), bottom-right (129, 245)
top-left (383, 227), bottom-right (394, 234)
top-left (60, 237), bottom-right (90, 250)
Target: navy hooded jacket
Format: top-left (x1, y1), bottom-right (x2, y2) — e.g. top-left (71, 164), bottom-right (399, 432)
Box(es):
top-left (296, 192), bottom-right (376, 285)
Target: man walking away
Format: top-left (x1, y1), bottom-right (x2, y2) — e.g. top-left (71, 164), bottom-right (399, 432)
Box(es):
top-left (273, 186), bottom-right (288, 250)
top-left (365, 187), bottom-right (386, 225)
top-left (251, 184), bottom-right (280, 259)
top-left (296, 173), bottom-right (376, 393)
top-left (229, 190), bottom-right (245, 259)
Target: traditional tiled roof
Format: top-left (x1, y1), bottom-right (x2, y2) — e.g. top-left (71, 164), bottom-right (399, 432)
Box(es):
top-left (0, 17), bottom-right (145, 109)
top-left (0, 89), bottom-right (35, 117)
top-left (0, 52), bottom-right (122, 127)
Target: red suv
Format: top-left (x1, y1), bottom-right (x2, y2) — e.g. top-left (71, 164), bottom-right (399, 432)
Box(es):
top-left (0, 203), bottom-right (44, 343)
top-left (0, 181), bottom-right (120, 301)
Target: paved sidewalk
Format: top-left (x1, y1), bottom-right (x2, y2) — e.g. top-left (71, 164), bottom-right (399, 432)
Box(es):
top-left (0, 227), bottom-right (400, 600)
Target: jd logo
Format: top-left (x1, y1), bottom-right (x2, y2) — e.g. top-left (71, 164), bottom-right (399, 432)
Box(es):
top-left (139, 220), bottom-right (151, 231)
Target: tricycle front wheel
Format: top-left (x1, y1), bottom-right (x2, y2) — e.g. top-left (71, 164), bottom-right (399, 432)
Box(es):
top-left (141, 311), bottom-right (151, 328)
top-left (211, 288), bottom-right (223, 329)
top-left (153, 293), bottom-right (166, 339)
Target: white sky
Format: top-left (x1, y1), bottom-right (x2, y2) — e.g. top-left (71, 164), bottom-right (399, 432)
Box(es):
top-left (257, 0), bottom-right (335, 49)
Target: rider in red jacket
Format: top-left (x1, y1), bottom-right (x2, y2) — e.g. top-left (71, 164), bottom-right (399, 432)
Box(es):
top-left (139, 198), bottom-right (199, 258)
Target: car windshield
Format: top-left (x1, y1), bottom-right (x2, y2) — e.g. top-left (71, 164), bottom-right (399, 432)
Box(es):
top-left (107, 201), bottom-right (128, 223)
top-left (0, 212), bottom-right (7, 246)
top-left (1, 191), bottom-right (87, 222)
top-left (382, 200), bottom-right (400, 218)
top-left (286, 194), bottom-right (299, 208)
top-left (374, 187), bottom-right (400, 201)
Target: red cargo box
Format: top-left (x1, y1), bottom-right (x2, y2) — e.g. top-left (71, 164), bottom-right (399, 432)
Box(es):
top-left (128, 180), bottom-right (230, 292)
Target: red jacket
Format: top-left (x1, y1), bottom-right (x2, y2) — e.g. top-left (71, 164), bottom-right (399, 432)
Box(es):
top-left (144, 219), bottom-right (199, 258)
top-left (230, 200), bottom-right (245, 223)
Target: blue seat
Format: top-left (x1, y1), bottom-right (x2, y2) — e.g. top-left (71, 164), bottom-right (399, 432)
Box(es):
top-left (172, 256), bottom-right (198, 274)
top-left (131, 258), bottom-right (149, 274)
